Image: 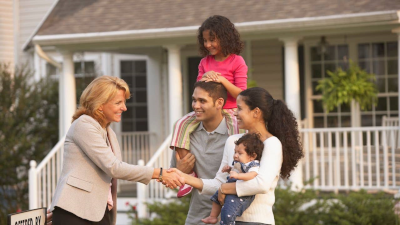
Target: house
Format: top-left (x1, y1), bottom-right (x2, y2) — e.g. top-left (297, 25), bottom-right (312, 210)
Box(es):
top-left (3, 0), bottom-right (399, 223)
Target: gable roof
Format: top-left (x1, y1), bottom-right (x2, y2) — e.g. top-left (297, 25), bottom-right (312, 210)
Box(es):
top-left (36, 0), bottom-right (400, 36)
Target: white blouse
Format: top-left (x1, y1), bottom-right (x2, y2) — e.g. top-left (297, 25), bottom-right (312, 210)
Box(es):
top-left (201, 134), bottom-right (283, 225)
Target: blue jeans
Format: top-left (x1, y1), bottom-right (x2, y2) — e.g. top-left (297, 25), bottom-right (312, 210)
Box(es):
top-left (235, 222), bottom-right (270, 225)
top-left (210, 178), bottom-right (255, 225)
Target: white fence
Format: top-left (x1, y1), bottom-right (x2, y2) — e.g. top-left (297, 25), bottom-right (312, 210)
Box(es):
top-left (137, 126), bottom-right (400, 211)
top-left (119, 132), bottom-right (156, 185)
top-left (136, 134), bottom-right (173, 217)
top-left (29, 132), bottom-right (155, 209)
top-left (29, 136), bottom-right (65, 209)
top-left (301, 126), bottom-right (400, 192)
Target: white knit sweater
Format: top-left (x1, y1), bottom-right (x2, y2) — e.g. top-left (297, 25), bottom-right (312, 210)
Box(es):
top-left (201, 134), bottom-right (283, 225)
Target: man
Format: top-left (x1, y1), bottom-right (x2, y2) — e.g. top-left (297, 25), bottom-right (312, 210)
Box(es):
top-left (170, 81), bottom-right (230, 225)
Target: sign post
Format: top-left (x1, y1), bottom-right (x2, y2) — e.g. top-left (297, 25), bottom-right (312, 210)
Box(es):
top-left (8, 208), bottom-right (46, 225)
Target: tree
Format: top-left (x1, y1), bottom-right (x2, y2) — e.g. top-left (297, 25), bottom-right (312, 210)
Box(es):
top-left (0, 63), bottom-right (58, 224)
top-left (316, 61), bottom-right (378, 113)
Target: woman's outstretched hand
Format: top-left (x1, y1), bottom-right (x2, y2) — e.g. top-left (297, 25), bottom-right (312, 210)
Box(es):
top-left (163, 168), bottom-right (184, 188)
top-left (162, 169), bottom-right (184, 189)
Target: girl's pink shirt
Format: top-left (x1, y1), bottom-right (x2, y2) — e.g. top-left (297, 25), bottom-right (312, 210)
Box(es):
top-left (197, 54), bottom-right (248, 109)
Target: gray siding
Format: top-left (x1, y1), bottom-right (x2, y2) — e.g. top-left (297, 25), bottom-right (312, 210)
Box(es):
top-left (0, 0), bottom-right (15, 66)
top-left (250, 39), bottom-right (284, 100)
top-left (19, 0), bottom-right (55, 49)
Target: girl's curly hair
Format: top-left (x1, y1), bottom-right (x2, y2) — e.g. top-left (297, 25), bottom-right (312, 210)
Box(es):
top-left (239, 87), bottom-right (304, 179)
top-left (197, 15), bottom-right (244, 57)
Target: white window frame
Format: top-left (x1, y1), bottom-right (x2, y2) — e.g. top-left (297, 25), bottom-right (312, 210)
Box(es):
top-left (41, 52), bottom-right (103, 78)
top-left (304, 34), bottom-right (398, 128)
top-left (357, 41), bottom-right (399, 126)
top-left (113, 54), bottom-right (150, 133)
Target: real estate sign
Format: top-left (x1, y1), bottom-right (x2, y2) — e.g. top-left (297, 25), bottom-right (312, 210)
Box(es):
top-left (8, 208), bottom-right (46, 225)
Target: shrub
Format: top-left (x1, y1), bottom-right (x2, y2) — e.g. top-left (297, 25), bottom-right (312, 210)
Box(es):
top-left (130, 194), bottom-right (191, 225)
top-left (323, 190), bottom-right (399, 225)
top-left (274, 186), bottom-right (399, 225)
top-left (129, 186), bottom-right (399, 224)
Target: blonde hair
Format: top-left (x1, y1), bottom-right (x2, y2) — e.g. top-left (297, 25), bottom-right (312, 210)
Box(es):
top-left (72, 76), bottom-right (130, 127)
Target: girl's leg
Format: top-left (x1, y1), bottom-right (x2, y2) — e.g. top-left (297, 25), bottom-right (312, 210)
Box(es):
top-left (201, 202), bottom-right (221, 224)
top-left (170, 111), bottom-right (200, 198)
top-left (176, 147), bottom-right (190, 161)
top-left (175, 148), bottom-right (197, 198)
top-left (222, 109), bottom-right (246, 136)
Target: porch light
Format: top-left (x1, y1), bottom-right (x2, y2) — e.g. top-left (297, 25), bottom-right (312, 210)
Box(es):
top-left (317, 36), bottom-right (329, 55)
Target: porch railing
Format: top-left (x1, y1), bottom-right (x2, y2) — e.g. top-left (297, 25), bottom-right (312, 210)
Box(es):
top-left (137, 126), bottom-right (400, 211)
top-left (29, 136), bottom-right (65, 209)
top-left (136, 134), bottom-right (173, 217)
top-left (29, 132), bottom-right (155, 209)
top-left (118, 132), bottom-right (156, 185)
top-left (301, 126), bottom-right (400, 192)
top-left (29, 126), bottom-right (400, 210)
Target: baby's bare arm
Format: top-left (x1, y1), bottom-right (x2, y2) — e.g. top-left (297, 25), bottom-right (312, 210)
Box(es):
top-left (221, 165), bottom-right (232, 173)
top-left (231, 171), bottom-right (258, 181)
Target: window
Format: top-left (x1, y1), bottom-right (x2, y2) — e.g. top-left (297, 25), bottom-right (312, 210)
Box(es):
top-left (120, 60), bottom-right (148, 132)
top-left (46, 63), bottom-right (58, 77)
top-left (75, 61), bottom-right (96, 102)
top-left (358, 42), bottom-right (398, 126)
top-left (310, 44), bottom-right (351, 128)
top-left (46, 61), bottom-right (97, 103)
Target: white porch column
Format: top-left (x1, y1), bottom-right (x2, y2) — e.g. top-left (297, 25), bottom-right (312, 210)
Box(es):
top-left (60, 51), bottom-right (76, 137)
top-left (398, 33), bottom-right (400, 120)
top-left (164, 45), bottom-right (183, 133)
top-left (33, 50), bottom-right (41, 81)
top-left (281, 37), bottom-right (303, 190)
top-left (392, 28), bottom-right (400, 125)
top-left (29, 160), bottom-right (37, 209)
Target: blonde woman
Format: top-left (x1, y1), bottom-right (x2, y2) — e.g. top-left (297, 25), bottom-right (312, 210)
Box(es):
top-left (49, 76), bottom-right (183, 225)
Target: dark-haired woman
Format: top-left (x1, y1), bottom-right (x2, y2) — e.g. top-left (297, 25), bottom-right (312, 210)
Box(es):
top-left (169, 87), bottom-right (303, 225)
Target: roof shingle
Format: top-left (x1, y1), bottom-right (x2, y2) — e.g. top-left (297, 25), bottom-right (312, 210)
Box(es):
top-left (37, 0), bottom-right (400, 35)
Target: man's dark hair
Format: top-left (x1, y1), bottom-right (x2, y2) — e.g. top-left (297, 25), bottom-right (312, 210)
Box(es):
top-left (235, 133), bottom-right (264, 161)
top-left (193, 81), bottom-right (227, 106)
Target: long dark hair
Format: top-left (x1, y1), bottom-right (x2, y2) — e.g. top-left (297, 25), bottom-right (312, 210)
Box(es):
top-left (197, 15), bottom-right (244, 57)
top-left (239, 87), bottom-right (303, 179)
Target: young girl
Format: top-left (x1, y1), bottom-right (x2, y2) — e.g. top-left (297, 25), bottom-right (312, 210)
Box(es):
top-left (170, 15), bottom-right (248, 197)
top-left (202, 133), bottom-right (264, 225)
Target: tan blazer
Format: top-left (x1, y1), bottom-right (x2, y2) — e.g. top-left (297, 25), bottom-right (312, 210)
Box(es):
top-left (50, 115), bottom-right (154, 224)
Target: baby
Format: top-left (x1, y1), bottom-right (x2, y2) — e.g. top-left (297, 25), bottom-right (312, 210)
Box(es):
top-left (202, 133), bottom-right (264, 225)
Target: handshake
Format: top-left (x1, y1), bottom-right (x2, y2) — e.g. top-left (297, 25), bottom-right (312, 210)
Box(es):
top-left (157, 168), bottom-right (186, 189)
top-left (157, 151), bottom-right (197, 189)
